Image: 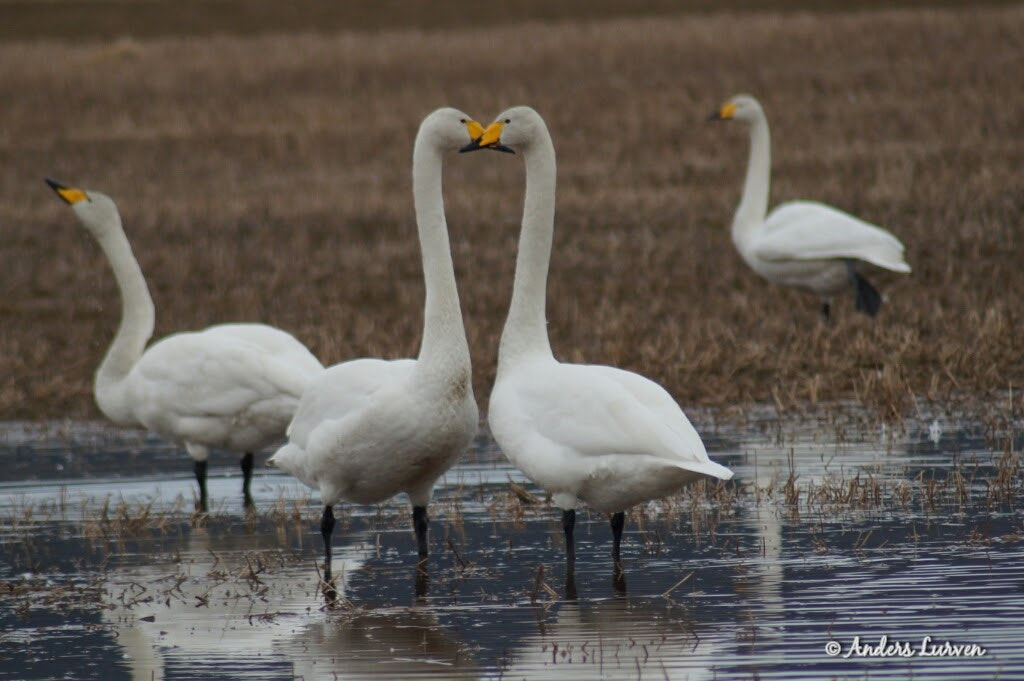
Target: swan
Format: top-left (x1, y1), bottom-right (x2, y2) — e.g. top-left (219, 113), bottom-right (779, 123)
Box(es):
top-left (708, 94), bottom-right (911, 320)
top-left (268, 108), bottom-right (481, 578)
top-left (460, 106), bottom-right (732, 563)
top-left (46, 179), bottom-right (324, 512)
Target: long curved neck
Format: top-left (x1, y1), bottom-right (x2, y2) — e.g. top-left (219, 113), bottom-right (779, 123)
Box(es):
top-left (412, 137), bottom-right (470, 378)
top-left (732, 111), bottom-right (772, 247)
top-left (92, 220), bottom-right (155, 420)
top-left (498, 130), bottom-right (557, 370)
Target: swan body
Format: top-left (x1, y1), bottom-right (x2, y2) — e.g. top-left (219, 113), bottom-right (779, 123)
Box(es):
top-left (490, 359), bottom-right (730, 513)
top-left (462, 106), bottom-right (732, 562)
top-left (47, 179), bottom-right (324, 510)
top-left (269, 108), bottom-right (481, 572)
top-left (710, 94), bottom-right (911, 319)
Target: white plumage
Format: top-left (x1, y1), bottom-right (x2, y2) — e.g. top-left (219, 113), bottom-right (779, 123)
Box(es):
top-left (710, 94), bottom-right (911, 319)
top-left (269, 108), bottom-right (481, 576)
top-left (462, 106), bottom-right (732, 563)
top-left (47, 179), bottom-right (324, 511)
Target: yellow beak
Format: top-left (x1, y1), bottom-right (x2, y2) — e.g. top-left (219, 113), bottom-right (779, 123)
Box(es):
top-left (45, 178), bottom-right (89, 205)
top-left (477, 120), bottom-right (505, 147)
top-left (465, 120), bottom-right (485, 140)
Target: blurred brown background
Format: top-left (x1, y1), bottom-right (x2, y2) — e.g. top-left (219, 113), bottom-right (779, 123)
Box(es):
top-left (1, 1), bottom-right (1021, 420)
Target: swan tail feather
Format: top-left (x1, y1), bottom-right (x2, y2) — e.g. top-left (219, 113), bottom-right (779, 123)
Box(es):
top-left (675, 458), bottom-right (733, 481)
top-left (266, 442), bottom-right (301, 473)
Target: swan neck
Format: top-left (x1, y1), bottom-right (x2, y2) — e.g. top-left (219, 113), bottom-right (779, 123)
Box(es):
top-left (93, 222), bottom-right (155, 418)
top-left (412, 138), bottom-right (470, 377)
top-left (733, 114), bottom-right (771, 244)
top-left (499, 131), bottom-right (556, 370)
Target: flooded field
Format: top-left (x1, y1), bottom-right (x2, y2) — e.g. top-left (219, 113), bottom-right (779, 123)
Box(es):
top-left (1, 405), bottom-right (1022, 680)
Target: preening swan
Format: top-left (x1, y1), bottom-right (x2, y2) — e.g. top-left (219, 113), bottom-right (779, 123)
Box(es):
top-left (268, 108), bottom-right (481, 578)
top-left (709, 94), bottom-right (911, 320)
top-left (46, 179), bottom-right (324, 512)
top-left (461, 107), bottom-right (732, 563)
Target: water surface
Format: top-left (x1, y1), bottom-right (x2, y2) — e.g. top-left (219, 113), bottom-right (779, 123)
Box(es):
top-left (1, 406), bottom-right (1022, 680)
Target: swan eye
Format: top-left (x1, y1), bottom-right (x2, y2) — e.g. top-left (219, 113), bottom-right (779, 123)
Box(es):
top-left (459, 118), bottom-right (466, 123)
top-left (504, 118), bottom-right (511, 124)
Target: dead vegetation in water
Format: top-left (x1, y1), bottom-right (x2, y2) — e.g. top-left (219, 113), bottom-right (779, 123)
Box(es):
top-left (0, 5), bottom-right (1021, 423)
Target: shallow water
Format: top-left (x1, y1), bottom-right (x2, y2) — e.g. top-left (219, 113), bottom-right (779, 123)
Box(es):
top-left (1, 407), bottom-right (1022, 680)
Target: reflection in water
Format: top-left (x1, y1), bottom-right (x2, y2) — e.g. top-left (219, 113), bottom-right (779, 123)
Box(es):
top-left (277, 608), bottom-right (479, 680)
top-left (500, 595), bottom-right (719, 681)
top-left (101, 527), bottom-right (479, 680)
top-left (101, 527), bottom-right (362, 680)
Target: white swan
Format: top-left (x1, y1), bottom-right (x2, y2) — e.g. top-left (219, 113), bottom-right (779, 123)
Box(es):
top-left (460, 107), bottom-right (732, 562)
top-left (47, 179), bottom-right (324, 511)
top-left (268, 108), bottom-right (481, 577)
top-left (709, 94), bottom-right (911, 320)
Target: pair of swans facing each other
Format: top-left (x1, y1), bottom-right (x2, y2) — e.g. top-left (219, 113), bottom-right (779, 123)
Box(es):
top-left (270, 107), bottom-right (728, 575)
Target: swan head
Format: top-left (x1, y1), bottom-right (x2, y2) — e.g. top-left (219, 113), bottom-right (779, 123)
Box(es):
top-left (46, 178), bottom-right (123, 236)
top-left (708, 94), bottom-right (764, 125)
top-left (419, 107), bottom-right (487, 153)
top-left (458, 105), bottom-right (545, 155)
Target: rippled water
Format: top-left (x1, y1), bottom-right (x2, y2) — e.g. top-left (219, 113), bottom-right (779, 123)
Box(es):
top-left (1, 406), bottom-right (1022, 680)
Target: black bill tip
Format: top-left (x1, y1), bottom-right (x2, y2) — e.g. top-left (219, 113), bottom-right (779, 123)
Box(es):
top-left (459, 138), bottom-right (516, 154)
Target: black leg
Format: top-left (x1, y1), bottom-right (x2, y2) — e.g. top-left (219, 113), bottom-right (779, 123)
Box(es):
top-left (415, 563), bottom-right (430, 598)
top-left (613, 561), bottom-right (627, 595)
top-left (240, 452), bottom-right (254, 508)
top-left (413, 506), bottom-right (429, 558)
top-left (853, 273), bottom-right (882, 317)
top-left (194, 460), bottom-right (208, 512)
top-left (820, 301), bottom-right (831, 322)
top-left (562, 509), bottom-right (576, 563)
top-left (846, 259), bottom-right (881, 317)
top-left (321, 505), bottom-right (336, 581)
top-left (610, 511), bottom-right (625, 562)
top-left (565, 560), bottom-right (578, 601)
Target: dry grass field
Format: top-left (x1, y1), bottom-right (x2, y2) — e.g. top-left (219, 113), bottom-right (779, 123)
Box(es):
top-left (0, 2), bottom-right (1021, 422)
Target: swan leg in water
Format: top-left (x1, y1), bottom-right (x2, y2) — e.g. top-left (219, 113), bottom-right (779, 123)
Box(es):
top-left (194, 461), bottom-right (208, 512)
top-left (321, 505), bottom-right (336, 581)
top-left (192, 452), bottom-right (253, 513)
top-left (240, 452), bottom-right (255, 508)
top-left (562, 510), bottom-right (577, 562)
top-left (610, 511), bottom-right (626, 562)
top-left (413, 506), bottom-right (430, 559)
top-left (613, 561), bottom-right (627, 594)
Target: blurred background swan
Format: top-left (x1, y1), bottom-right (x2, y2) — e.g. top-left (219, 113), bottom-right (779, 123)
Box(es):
top-left (708, 95), bottom-right (911, 321)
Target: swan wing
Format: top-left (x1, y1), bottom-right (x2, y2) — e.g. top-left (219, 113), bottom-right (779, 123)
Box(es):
top-left (283, 358), bottom-right (416, 449)
top-left (493, 361), bottom-right (730, 478)
top-left (126, 330), bottom-right (320, 445)
top-left (203, 323), bottom-right (324, 378)
top-left (757, 200), bottom-right (911, 272)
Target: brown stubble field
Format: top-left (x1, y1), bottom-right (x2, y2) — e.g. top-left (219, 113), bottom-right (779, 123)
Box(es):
top-left (0, 3), bottom-right (1021, 422)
